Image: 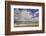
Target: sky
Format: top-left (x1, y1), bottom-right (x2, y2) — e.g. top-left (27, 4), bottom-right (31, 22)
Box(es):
top-left (14, 8), bottom-right (39, 21)
top-left (14, 8), bottom-right (39, 13)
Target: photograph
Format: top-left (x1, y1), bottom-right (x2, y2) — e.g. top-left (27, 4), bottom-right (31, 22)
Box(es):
top-left (14, 8), bottom-right (39, 27)
top-left (5, 1), bottom-right (45, 35)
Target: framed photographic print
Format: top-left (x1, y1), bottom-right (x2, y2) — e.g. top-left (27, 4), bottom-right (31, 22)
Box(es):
top-left (5, 1), bottom-right (45, 35)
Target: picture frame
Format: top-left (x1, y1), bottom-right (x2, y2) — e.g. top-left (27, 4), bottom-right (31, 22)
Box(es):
top-left (5, 1), bottom-right (45, 35)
